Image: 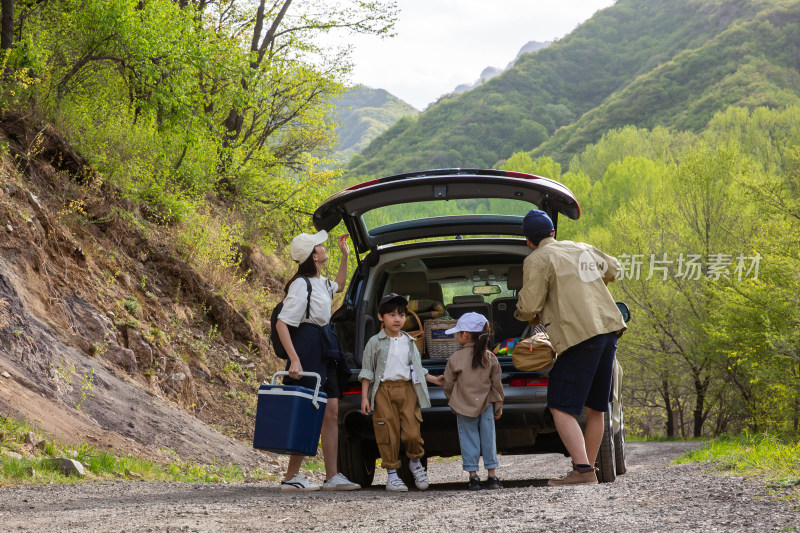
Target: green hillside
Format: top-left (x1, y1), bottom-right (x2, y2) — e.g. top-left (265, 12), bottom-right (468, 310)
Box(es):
top-left (332, 86), bottom-right (418, 162)
top-left (348, 0), bottom-right (798, 175)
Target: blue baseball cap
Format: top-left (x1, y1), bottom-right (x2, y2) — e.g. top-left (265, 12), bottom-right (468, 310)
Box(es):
top-left (522, 209), bottom-right (554, 242)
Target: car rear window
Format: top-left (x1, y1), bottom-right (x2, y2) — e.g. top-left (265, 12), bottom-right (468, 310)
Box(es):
top-left (361, 198), bottom-right (539, 235)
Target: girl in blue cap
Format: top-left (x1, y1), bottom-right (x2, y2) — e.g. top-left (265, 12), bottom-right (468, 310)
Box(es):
top-left (443, 312), bottom-right (505, 490)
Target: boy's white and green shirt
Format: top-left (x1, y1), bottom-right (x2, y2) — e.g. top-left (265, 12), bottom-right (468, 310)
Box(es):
top-left (358, 329), bottom-right (431, 410)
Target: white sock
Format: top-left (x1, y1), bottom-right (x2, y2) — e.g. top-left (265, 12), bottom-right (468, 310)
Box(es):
top-left (409, 459), bottom-right (422, 470)
top-left (387, 469), bottom-right (399, 481)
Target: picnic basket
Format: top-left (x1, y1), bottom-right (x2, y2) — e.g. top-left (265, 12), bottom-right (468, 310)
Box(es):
top-left (406, 308), bottom-right (425, 355)
top-left (424, 318), bottom-right (459, 359)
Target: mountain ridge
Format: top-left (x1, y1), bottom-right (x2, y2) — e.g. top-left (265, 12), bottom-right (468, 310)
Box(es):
top-left (347, 0), bottom-right (795, 175)
top-left (452, 40), bottom-right (551, 95)
top-left (332, 86), bottom-right (418, 162)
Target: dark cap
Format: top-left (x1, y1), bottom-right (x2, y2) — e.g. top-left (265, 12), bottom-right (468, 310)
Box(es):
top-left (379, 293), bottom-right (408, 307)
top-left (522, 209), bottom-right (554, 242)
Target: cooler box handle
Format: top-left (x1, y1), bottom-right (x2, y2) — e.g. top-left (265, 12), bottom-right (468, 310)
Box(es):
top-left (271, 371), bottom-right (324, 409)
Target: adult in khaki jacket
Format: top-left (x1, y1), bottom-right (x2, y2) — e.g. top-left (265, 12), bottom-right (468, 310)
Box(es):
top-left (515, 209), bottom-right (626, 486)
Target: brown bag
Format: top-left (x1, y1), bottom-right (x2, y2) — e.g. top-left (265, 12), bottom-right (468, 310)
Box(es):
top-left (511, 332), bottom-right (557, 371)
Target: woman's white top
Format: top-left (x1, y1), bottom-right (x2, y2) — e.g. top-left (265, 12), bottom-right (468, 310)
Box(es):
top-left (277, 276), bottom-right (338, 327)
top-left (382, 335), bottom-right (411, 381)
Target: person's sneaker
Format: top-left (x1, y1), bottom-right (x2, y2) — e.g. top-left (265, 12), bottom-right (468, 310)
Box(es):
top-left (547, 468), bottom-right (598, 486)
top-left (321, 472), bottom-right (361, 491)
top-left (485, 475), bottom-right (503, 490)
top-left (280, 475), bottom-right (321, 492)
top-left (468, 474), bottom-right (483, 490)
top-left (386, 476), bottom-right (408, 492)
top-left (410, 463), bottom-right (430, 490)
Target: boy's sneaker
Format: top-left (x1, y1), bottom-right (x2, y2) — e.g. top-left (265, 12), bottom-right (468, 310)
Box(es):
top-left (485, 475), bottom-right (503, 490)
top-left (322, 473), bottom-right (361, 491)
top-left (386, 477), bottom-right (408, 492)
top-left (410, 463), bottom-right (430, 490)
top-left (280, 475), bottom-right (320, 492)
top-left (547, 468), bottom-right (598, 486)
top-left (468, 474), bottom-right (483, 491)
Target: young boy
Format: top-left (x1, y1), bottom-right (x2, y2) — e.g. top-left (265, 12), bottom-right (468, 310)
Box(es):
top-left (359, 293), bottom-right (445, 492)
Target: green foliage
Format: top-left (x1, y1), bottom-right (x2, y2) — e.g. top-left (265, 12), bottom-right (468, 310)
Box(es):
top-left (542, 106), bottom-right (800, 439)
top-left (676, 433), bottom-right (800, 500)
top-left (1, 0), bottom-right (396, 241)
top-left (123, 296), bottom-right (141, 317)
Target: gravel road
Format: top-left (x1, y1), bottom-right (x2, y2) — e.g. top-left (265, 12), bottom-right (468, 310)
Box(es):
top-left (0, 441), bottom-right (797, 532)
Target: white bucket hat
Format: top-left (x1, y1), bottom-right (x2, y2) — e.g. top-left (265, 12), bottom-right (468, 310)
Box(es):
top-left (445, 312), bottom-right (488, 335)
top-left (289, 230), bottom-right (328, 262)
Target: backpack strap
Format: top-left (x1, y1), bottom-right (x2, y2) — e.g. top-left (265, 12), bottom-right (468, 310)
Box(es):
top-left (302, 276), bottom-right (312, 320)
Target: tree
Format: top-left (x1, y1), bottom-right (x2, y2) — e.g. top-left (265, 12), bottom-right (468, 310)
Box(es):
top-left (209, 0), bottom-right (397, 186)
top-left (1, 0), bottom-right (13, 50)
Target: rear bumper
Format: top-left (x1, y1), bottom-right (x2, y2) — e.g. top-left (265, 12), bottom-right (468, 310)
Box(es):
top-left (339, 385), bottom-right (574, 457)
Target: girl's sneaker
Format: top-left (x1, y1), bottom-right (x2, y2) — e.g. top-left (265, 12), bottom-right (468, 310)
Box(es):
top-left (485, 475), bottom-right (503, 490)
top-left (386, 477), bottom-right (409, 492)
top-left (280, 475), bottom-right (320, 492)
top-left (468, 475), bottom-right (483, 490)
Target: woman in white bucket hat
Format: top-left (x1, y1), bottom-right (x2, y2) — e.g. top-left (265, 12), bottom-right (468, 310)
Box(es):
top-left (275, 229), bottom-right (360, 492)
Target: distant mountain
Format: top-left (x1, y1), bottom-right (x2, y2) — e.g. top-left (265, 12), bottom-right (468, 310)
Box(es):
top-left (453, 41), bottom-right (551, 94)
top-left (331, 86), bottom-right (418, 162)
top-left (348, 0), bottom-right (800, 176)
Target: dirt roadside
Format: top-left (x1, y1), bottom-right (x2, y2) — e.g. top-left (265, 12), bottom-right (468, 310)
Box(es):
top-left (0, 441), bottom-right (797, 532)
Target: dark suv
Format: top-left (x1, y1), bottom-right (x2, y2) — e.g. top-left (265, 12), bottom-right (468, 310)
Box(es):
top-left (312, 169), bottom-right (628, 486)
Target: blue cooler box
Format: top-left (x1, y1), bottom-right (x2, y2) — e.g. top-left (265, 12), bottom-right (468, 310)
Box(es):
top-left (253, 371), bottom-right (327, 456)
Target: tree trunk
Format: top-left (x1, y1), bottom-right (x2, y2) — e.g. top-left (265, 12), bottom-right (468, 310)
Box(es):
top-left (218, 0), bottom-right (293, 173)
top-left (693, 371), bottom-right (709, 438)
top-left (660, 379), bottom-right (675, 437)
top-left (1, 0), bottom-right (14, 50)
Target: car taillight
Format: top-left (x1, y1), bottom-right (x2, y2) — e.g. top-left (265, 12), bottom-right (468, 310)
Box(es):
top-left (344, 178), bottom-right (379, 191)
top-left (509, 378), bottom-right (548, 387)
top-left (342, 383), bottom-right (362, 395)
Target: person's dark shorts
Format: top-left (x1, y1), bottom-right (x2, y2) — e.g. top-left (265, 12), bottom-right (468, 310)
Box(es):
top-left (547, 332), bottom-right (618, 415)
top-left (282, 323), bottom-right (342, 399)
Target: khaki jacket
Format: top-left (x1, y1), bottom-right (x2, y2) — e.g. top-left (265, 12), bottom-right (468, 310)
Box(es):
top-left (358, 329), bottom-right (431, 410)
top-left (514, 238), bottom-right (627, 355)
top-left (443, 343), bottom-right (504, 418)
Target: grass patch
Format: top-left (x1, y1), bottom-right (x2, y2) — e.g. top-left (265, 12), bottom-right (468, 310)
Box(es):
top-left (675, 433), bottom-right (800, 502)
top-left (0, 415), bottom-right (272, 485)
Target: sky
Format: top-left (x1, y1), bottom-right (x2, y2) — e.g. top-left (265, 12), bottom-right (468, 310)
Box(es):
top-left (340, 0), bottom-right (615, 110)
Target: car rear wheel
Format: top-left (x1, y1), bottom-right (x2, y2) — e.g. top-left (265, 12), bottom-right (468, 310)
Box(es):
top-left (337, 436), bottom-right (376, 487)
top-left (614, 414), bottom-right (627, 475)
top-left (595, 410), bottom-right (617, 483)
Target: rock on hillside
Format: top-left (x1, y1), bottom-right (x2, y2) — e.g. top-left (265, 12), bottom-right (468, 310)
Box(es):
top-left (452, 40), bottom-right (551, 94)
top-left (0, 113), bottom-right (282, 469)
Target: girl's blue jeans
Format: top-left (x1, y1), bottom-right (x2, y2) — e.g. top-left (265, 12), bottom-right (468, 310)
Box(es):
top-left (456, 403), bottom-right (498, 472)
